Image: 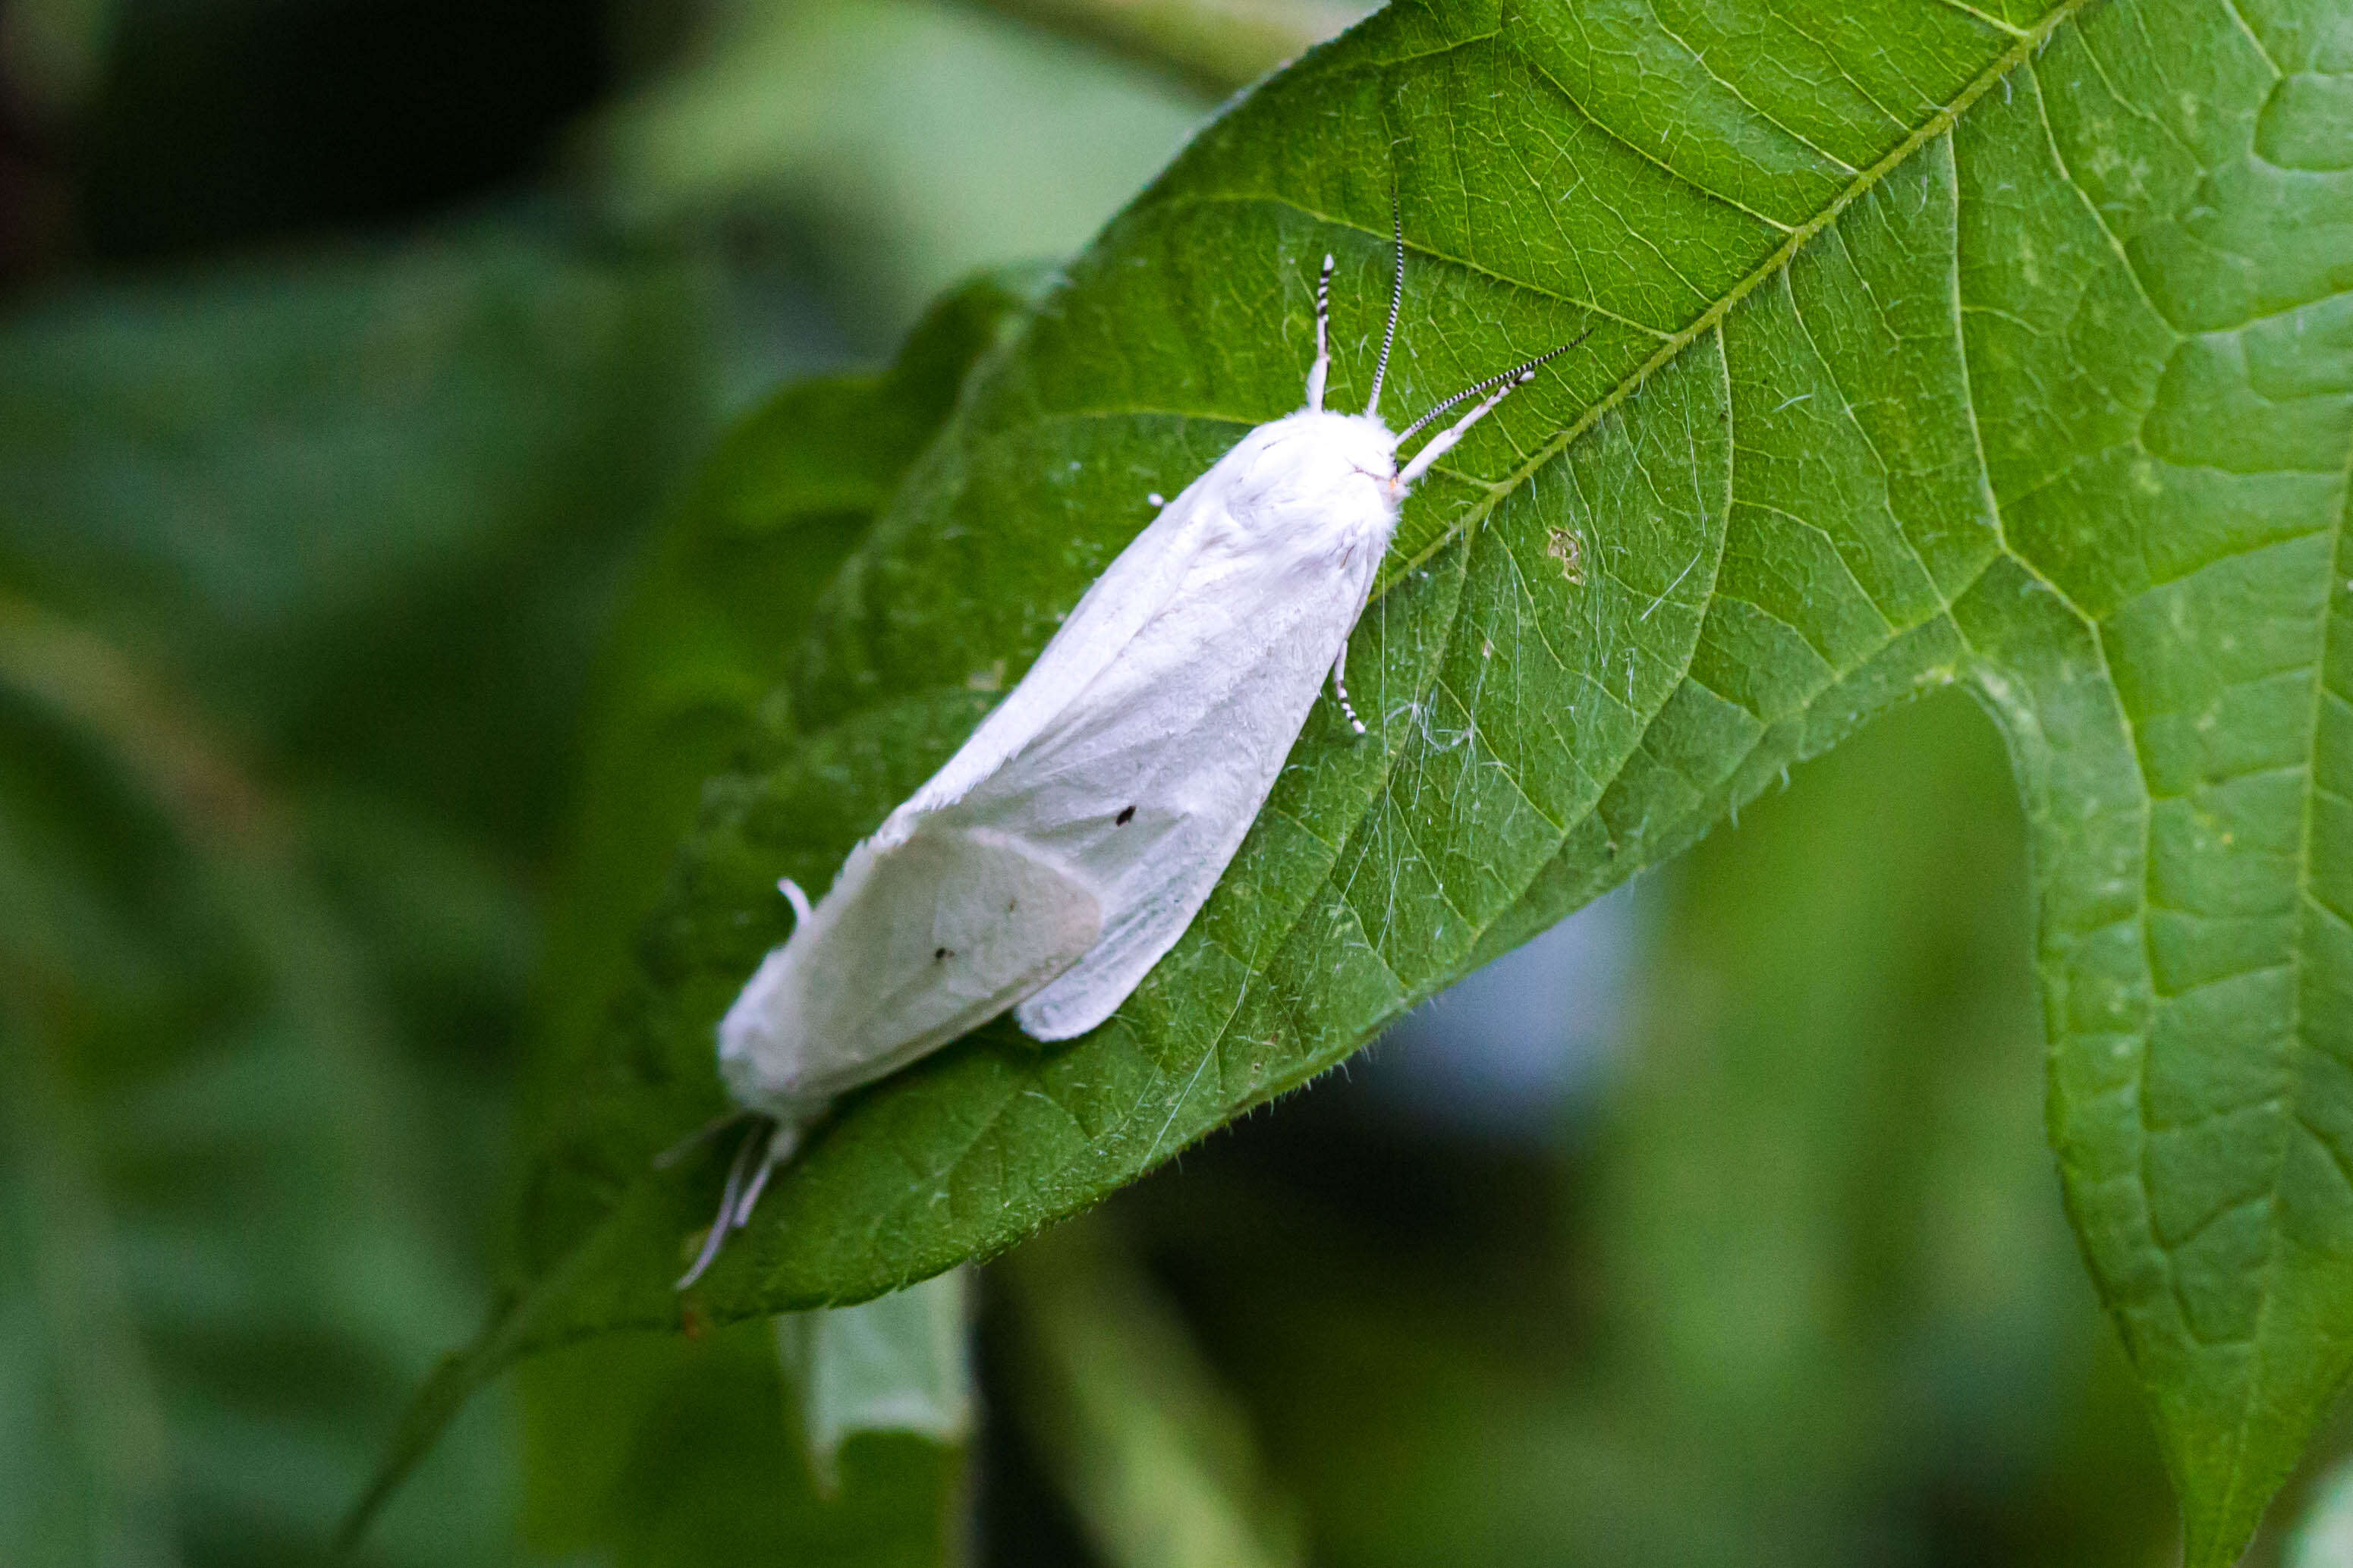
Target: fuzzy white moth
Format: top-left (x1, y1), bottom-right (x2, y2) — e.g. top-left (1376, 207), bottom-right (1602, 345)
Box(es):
top-left (675, 222), bottom-right (1581, 1287)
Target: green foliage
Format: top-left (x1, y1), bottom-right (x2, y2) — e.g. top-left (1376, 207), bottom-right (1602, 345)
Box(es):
top-left (1108, 690), bottom-right (2173, 1567)
top-left (594, 0), bottom-right (1208, 338)
top-left (517, 1312), bottom-right (965, 1568)
top-left (487, 273), bottom-right (1033, 1568)
top-left (12, 0), bottom-right (2337, 1557)
top-left (1588, 691), bottom-right (2175, 1566)
top-left (0, 222), bottom-right (713, 1566)
top-left (999, 1219), bottom-right (1304, 1568)
top-left (0, 227), bottom-right (709, 850)
top-left (395, 0), bottom-right (2353, 1559)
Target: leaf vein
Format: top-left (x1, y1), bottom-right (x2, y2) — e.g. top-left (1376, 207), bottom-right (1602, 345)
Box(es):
top-left (1379, 0), bottom-right (2103, 592)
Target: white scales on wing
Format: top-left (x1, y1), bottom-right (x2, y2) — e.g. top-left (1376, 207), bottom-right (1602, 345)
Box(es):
top-left (680, 215), bottom-right (1590, 1288)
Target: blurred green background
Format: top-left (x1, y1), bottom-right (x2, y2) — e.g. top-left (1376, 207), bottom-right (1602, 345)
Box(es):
top-left (2, 1), bottom-right (2339, 1563)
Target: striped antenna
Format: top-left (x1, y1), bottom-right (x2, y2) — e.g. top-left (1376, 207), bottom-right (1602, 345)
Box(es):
top-left (1307, 252), bottom-right (1335, 410)
top-left (1394, 330), bottom-right (1594, 449)
top-left (1365, 193), bottom-right (1406, 419)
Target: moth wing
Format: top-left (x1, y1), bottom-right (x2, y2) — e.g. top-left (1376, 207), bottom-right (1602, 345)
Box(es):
top-left (879, 481), bottom-right (1219, 841)
top-left (997, 471), bottom-right (1393, 1044)
top-left (1005, 728), bottom-right (1281, 1044)
top-left (722, 480), bottom-right (1225, 1111)
top-left (720, 822), bottom-right (1101, 1111)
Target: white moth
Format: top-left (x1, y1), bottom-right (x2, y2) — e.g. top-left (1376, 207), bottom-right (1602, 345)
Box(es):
top-left (674, 223), bottom-right (1581, 1287)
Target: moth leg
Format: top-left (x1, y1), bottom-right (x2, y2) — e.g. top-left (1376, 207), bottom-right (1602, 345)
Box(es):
top-left (728, 1120), bottom-right (801, 1232)
top-left (676, 1116), bottom-right (769, 1290)
top-left (1329, 637), bottom-right (1367, 736)
top-left (1306, 253), bottom-right (1335, 411)
top-left (778, 876), bottom-right (813, 929)
top-left (1397, 367), bottom-right (1535, 487)
top-left (653, 1107), bottom-right (755, 1170)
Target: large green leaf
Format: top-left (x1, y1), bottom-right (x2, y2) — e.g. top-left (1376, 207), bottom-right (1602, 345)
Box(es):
top-left (0, 225), bottom-right (715, 1566)
top-left (415, 0), bottom-right (2351, 1557)
top-left (0, 596), bottom-right (519, 1568)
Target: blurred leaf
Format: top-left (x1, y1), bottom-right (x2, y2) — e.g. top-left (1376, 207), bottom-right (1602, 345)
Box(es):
top-left (777, 1270), bottom-right (974, 1489)
top-left (1588, 690), bottom-right (2174, 1566)
top-left (2285, 1448), bottom-right (2353, 1568)
top-left (0, 597), bottom-right (516, 1568)
top-left (429, 0), bottom-right (2349, 1555)
top-left (1000, 1219), bottom-right (1301, 1568)
top-left (0, 222), bottom-right (713, 856)
top-left (1, 1004), bottom-right (176, 1568)
top-left (0, 219), bottom-right (728, 1565)
top-left (958, 0), bottom-right (1370, 98)
top-left (516, 1318), bottom-right (964, 1568)
top-left (596, 0), bottom-right (1205, 338)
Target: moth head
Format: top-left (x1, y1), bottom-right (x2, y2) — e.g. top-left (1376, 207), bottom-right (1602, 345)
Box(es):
top-left (1308, 209), bottom-right (1591, 495)
top-left (1250, 410), bottom-right (1400, 513)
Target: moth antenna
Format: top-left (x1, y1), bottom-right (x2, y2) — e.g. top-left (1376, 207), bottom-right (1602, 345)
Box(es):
top-left (1393, 329), bottom-right (1594, 449)
top-left (779, 876), bottom-right (813, 929)
top-left (1307, 253), bottom-right (1335, 411)
top-left (1365, 193), bottom-right (1405, 419)
top-left (1397, 369), bottom-right (1534, 487)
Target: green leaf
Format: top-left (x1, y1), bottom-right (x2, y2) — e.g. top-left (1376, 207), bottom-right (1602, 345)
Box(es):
top-left (446, 0), bottom-right (2352, 1556)
top-left (776, 1270), bottom-right (974, 1490)
top-left (595, 0), bottom-right (1207, 335)
top-left (999, 1218), bottom-right (1304, 1568)
top-left (0, 222), bottom-right (713, 854)
top-left (0, 596), bottom-right (519, 1568)
top-left (515, 1315), bottom-right (965, 1568)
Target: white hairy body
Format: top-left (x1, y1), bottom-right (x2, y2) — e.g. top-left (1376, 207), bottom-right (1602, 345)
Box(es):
top-left (676, 237), bottom-right (1574, 1287)
top-left (718, 409), bottom-right (1400, 1127)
